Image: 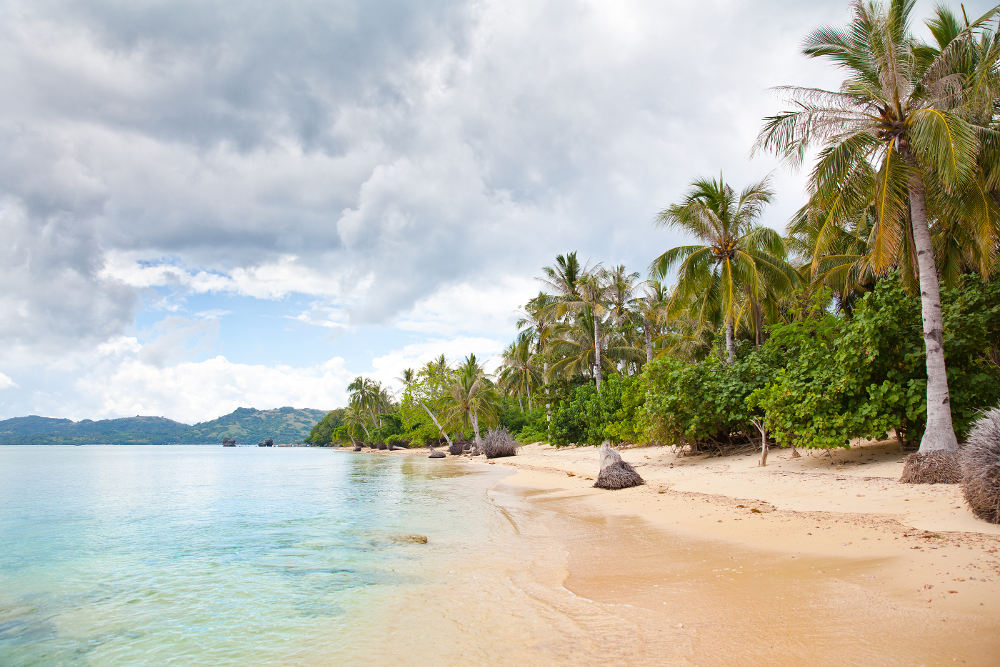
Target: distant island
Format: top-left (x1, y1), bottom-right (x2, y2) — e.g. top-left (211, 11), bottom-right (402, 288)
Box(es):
top-left (0, 407), bottom-right (329, 445)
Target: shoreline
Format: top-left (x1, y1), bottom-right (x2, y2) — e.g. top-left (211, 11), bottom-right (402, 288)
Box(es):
top-left (478, 441), bottom-right (1000, 664)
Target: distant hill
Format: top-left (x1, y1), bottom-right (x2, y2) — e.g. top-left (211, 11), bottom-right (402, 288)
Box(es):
top-left (0, 407), bottom-right (330, 445)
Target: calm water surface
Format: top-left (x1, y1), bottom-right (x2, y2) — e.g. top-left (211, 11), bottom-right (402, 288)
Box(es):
top-left (0, 446), bottom-right (500, 665)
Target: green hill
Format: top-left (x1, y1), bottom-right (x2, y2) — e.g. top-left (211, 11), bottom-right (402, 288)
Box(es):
top-left (0, 407), bottom-right (330, 445)
top-left (188, 407), bottom-right (329, 444)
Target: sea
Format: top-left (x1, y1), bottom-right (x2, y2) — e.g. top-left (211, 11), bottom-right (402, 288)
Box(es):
top-left (0, 446), bottom-right (511, 665)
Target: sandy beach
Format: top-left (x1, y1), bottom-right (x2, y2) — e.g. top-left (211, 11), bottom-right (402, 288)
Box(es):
top-left (473, 441), bottom-right (1000, 665)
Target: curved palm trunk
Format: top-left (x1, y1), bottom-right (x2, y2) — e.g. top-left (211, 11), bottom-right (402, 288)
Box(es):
top-left (725, 318), bottom-right (735, 364)
top-left (593, 317), bottom-right (603, 392)
top-left (419, 401), bottom-right (453, 448)
top-left (908, 179), bottom-right (959, 452)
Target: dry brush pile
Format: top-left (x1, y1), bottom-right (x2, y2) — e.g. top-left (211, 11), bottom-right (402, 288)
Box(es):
top-left (481, 428), bottom-right (519, 459)
top-left (961, 409), bottom-right (1000, 524)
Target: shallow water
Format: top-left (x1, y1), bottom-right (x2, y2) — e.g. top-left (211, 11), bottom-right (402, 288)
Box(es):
top-left (0, 446), bottom-right (504, 665)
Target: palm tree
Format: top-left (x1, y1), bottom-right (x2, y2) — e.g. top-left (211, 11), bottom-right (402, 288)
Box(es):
top-left (635, 280), bottom-right (670, 363)
top-left (755, 0), bottom-right (1000, 452)
top-left (341, 404), bottom-right (369, 443)
top-left (442, 354), bottom-right (499, 451)
top-left (651, 174), bottom-right (797, 363)
top-left (498, 335), bottom-right (541, 411)
top-left (347, 376), bottom-right (389, 427)
top-left (540, 251), bottom-right (585, 303)
top-left (548, 309), bottom-right (642, 383)
top-left (517, 292), bottom-right (558, 435)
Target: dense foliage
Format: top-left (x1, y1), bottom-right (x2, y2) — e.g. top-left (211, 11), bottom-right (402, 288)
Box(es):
top-left (314, 2), bottom-right (1000, 460)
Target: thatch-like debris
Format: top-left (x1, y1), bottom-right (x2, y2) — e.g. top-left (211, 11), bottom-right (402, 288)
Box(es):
top-left (900, 450), bottom-right (963, 484)
top-left (448, 440), bottom-right (467, 456)
top-left (594, 441), bottom-right (644, 490)
top-left (961, 409), bottom-right (1000, 524)
top-left (352, 444), bottom-right (362, 451)
top-left (481, 428), bottom-right (518, 459)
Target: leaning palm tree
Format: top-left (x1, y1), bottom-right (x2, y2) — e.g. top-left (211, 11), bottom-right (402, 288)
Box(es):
top-left (755, 0), bottom-right (1000, 452)
top-left (651, 174), bottom-right (797, 363)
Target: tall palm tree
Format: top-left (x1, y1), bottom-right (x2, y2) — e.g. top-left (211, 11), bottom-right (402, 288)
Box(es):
top-left (517, 292), bottom-right (558, 434)
top-left (755, 0), bottom-right (1000, 452)
top-left (443, 354), bottom-right (499, 450)
top-left (651, 174), bottom-right (796, 363)
top-left (498, 334), bottom-right (541, 411)
top-left (347, 376), bottom-right (389, 427)
top-left (635, 280), bottom-right (670, 363)
top-left (540, 251), bottom-right (585, 303)
top-left (548, 309), bottom-right (642, 383)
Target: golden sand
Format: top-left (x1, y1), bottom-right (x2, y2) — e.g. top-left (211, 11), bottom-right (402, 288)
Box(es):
top-left (326, 443), bottom-right (1000, 664)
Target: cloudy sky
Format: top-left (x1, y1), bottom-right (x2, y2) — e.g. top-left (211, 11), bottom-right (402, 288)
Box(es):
top-left (0, 0), bottom-right (989, 423)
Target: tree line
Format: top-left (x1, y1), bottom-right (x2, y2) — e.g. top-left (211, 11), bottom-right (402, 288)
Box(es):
top-left (308, 1), bottom-right (1000, 470)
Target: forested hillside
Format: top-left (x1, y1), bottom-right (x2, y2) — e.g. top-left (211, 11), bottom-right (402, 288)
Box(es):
top-left (0, 407), bottom-right (329, 445)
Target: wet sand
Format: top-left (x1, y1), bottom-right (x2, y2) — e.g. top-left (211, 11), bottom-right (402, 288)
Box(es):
top-left (480, 442), bottom-right (1000, 665)
top-left (327, 444), bottom-right (1000, 664)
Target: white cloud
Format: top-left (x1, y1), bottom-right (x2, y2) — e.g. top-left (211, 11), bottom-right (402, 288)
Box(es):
top-left (369, 336), bottom-right (508, 395)
top-left (1, 0), bottom-right (987, 420)
top-left (0, 372), bottom-right (16, 390)
top-left (73, 348), bottom-right (352, 424)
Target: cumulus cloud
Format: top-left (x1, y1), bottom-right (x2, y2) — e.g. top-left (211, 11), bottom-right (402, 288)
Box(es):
top-left (73, 351), bottom-right (353, 424)
top-left (0, 200), bottom-right (136, 354)
top-left (0, 372), bottom-right (17, 390)
top-left (0, 0), bottom-right (977, 418)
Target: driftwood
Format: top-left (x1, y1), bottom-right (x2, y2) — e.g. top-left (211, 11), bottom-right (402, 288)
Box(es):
top-left (961, 409), bottom-right (1000, 523)
top-left (352, 444), bottom-right (363, 451)
top-left (594, 442), bottom-right (644, 490)
top-left (428, 446), bottom-right (446, 458)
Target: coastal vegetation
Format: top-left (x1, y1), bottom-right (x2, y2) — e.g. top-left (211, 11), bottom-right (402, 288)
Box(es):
top-left (315, 1), bottom-right (1000, 485)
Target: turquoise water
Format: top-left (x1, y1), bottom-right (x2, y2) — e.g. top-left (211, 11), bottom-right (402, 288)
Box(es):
top-left (0, 446), bottom-right (500, 665)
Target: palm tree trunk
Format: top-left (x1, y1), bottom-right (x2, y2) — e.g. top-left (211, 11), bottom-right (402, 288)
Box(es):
top-left (543, 360), bottom-right (551, 437)
top-left (643, 315), bottom-right (653, 364)
top-left (419, 401), bottom-right (453, 448)
top-left (470, 410), bottom-right (482, 452)
top-left (908, 179), bottom-right (959, 452)
top-left (725, 318), bottom-right (735, 364)
top-left (527, 391), bottom-right (532, 411)
top-left (517, 392), bottom-right (523, 412)
top-left (593, 317), bottom-right (603, 391)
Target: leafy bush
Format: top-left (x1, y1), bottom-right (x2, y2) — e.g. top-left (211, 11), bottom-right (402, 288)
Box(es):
top-left (749, 275), bottom-right (1000, 449)
top-left (641, 353), bottom-right (766, 450)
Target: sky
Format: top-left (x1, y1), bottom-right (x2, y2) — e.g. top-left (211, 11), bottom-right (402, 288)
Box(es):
top-left (0, 0), bottom-right (992, 423)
